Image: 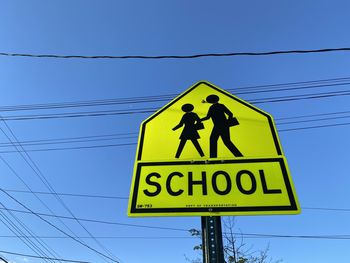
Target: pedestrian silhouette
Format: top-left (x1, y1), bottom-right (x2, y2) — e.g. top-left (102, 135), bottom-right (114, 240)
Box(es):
top-left (201, 94), bottom-right (243, 158)
top-left (172, 103), bottom-right (205, 158)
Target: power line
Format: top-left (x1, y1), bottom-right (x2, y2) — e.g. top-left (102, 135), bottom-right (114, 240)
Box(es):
top-left (0, 206), bottom-right (189, 232)
top-left (3, 189), bottom-right (128, 200)
top-left (251, 89), bottom-right (350, 104)
top-left (1, 76), bottom-right (350, 113)
top-left (0, 108), bottom-right (157, 121)
top-left (235, 81), bottom-right (350, 95)
top-left (0, 210), bottom-right (55, 263)
top-left (1, 232), bottom-right (350, 241)
top-left (0, 120), bottom-right (119, 263)
top-left (1, 90), bottom-right (350, 122)
top-left (0, 142), bottom-right (136, 153)
top-left (0, 234), bottom-right (349, 263)
top-left (0, 134), bottom-right (100, 261)
top-left (0, 249), bottom-right (92, 263)
top-left (0, 189), bottom-right (120, 263)
top-left (6, 189), bottom-right (350, 213)
top-left (302, 207), bottom-right (350, 212)
top-left (230, 232), bottom-right (350, 240)
top-left (0, 150), bottom-right (71, 262)
top-left (279, 121), bottom-right (350, 132)
top-left (275, 110), bottom-right (350, 121)
top-left (1, 47), bottom-right (350, 60)
top-left (277, 114), bottom-right (350, 125)
top-left (0, 132), bottom-right (137, 147)
top-left (0, 98), bottom-right (170, 112)
top-left (0, 136), bottom-right (137, 148)
top-left (3, 203), bottom-right (350, 244)
top-left (0, 201), bottom-right (63, 261)
top-left (0, 121), bottom-right (349, 154)
top-left (231, 76), bottom-right (350, 91)
top-left (0, 104), bottom-right (346, 142)
top-left (0, 152), bottom-right (86, 239)
top-left (1, 204), bottom-right (350, 235)
top-left (0, 110), bottom-right (349, 149)
top-left (0, 107), bottom-right (347, 146)
top-left (5, 189), bottom-right (350, 212)
top-left (5, 189), bottom-right (350, 213)
top-left (0, 235), bottom-right (194, 239)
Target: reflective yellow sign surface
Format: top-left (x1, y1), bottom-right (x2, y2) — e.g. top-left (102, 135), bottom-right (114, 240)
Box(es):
top-left (128, 81), bottom-right (300, 216)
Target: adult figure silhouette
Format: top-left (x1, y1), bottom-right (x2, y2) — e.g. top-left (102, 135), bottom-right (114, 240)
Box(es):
top-left (172, 103), bottom-right (205, 158)
top-left (201, 94), bottom-right (243, 158)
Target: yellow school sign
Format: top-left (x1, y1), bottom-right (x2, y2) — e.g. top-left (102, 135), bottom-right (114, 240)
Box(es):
top-left (128, 81), bottom-right (300, 216)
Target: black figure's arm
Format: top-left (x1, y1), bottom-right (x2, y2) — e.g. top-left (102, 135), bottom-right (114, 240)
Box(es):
top-left (201, 108), bottom-right (212, 121)
top-left (172, 117), bottom-right (184, 131)
top-left (195, 113), bottom-right (202, 123)
top-left (223, 105), bottom-right (233, 118)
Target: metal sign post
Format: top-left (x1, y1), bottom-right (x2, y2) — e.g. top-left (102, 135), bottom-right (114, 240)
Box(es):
top-left (127, 81), bottom-right (300, 262)
top-left (201, 216), bottom-right (224, 263)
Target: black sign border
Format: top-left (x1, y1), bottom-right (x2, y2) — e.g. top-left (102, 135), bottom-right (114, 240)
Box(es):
top-left (130, 157), bottom-right (298, 215)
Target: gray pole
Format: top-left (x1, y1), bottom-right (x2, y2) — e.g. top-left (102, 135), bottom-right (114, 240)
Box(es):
top-left (201, 216), bottom-right (225, 263)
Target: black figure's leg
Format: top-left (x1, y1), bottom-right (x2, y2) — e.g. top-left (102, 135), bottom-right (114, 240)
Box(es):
top-left (191, 139), bottom-right (205, 157)
top-left (210, 130), bottom-right (220, 158)
top-left (221, 128), bottom-right (243, 157)
top-left (175, 139), bottom-right (187, 158)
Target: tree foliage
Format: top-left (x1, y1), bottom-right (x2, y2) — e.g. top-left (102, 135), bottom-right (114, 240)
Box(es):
top-left (187, 217), bottom-right (282, 263)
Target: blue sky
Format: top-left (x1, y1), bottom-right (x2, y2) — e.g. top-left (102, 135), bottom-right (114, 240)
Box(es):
top-left (1, 1), bottom-right (350, 262)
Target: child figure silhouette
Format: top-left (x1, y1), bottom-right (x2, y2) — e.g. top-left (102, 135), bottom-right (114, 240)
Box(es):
top-left (172, 103), bottom-right (205, 158)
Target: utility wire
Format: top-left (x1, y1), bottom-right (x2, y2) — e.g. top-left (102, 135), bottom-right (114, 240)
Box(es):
top-left (0, 152), bottom-right (85, 238)
top-left (0, 97), bottom-right (170, 112)
top-left (0, 121), bottom-right (120, 263)
top-left (4, 189), bottom-right (350, 213)
top-left (0, 136), bottom-right (137, 148)
top-left (0, 142), bottom-right (136, 153)
top-left (3, 204), bottom-right (350, 246)
top-left (302, 207), bottom-right (350, 212)
top-left (1, 232), bottom-right (350, 263)
top-left (1, 89), bottom-right (350, 122)
top-left (1, 120), bottom-right (350, 153)
top-left (0, 124), bottom-right (116, 260)
top-left (279, 121), bottom-right (350, 132)
top-left (0, 110), bottom-right (349, 148)
top-left (229, 232), bottom-right (350, 240)
top-left (1, 232), bottom-right (350, 241)
top-left (0, 235), bottom-right (195, 239)
top-left (0, 76), bottom-right (349, 114)
top-left (1, 204), bottom-right (350, 234)
top-left (3, 189), bottom-right (128, 200)
top-left (0, 249), bottom-right (92, 263)
top-left (235, 81), bottom-right (350, 95)
top-left (278, 114), bottom-right (350, 125)
top-left (275, 110), bottom-right (350, 121)
top-left (0, 206), bottom-right (189, 232)
top-left (251, 90), bottom-right (350, 104)
top-left (0, 132), bottom-right (137, 147)
top-left (231, 76), bottom-right (350, 91)
top-left (0, 188), bottom-right (120, 263)
top-left (1, 47), bottom-right (350, 60)
top-left (0, 108), bottom-right (157, 121)
top-left (0, 211), bottom-right (54, 263)
top-left (1, 232), bottom-right (349, 263)
top-left (0, 202), bottom-right (60, 262)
